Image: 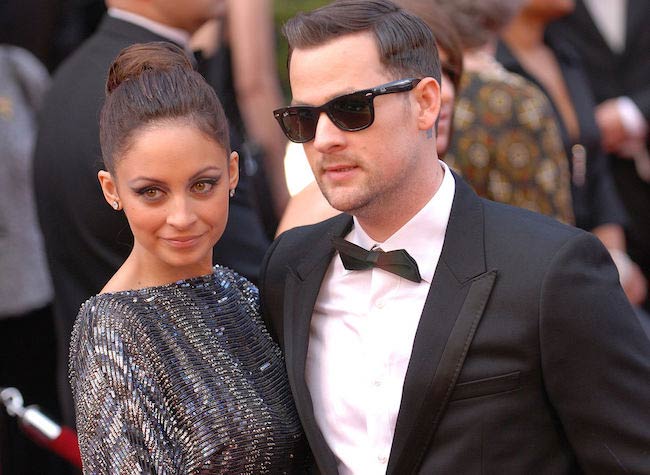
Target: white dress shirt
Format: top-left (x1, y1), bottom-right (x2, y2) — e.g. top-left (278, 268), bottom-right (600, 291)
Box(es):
top-left (583, 0), bottom-right (627, 53)
top-left (305, 161), bottom-right (455, 474)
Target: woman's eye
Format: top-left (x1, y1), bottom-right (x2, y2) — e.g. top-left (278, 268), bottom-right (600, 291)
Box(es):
top-left (192, 180), bottom-right (216, 194)
top-left (138, 187), bottom-right (162, 200)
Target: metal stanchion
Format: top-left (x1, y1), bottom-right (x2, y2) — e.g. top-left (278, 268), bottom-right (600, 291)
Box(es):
top-left (0, 387), bottom-right (82, 469)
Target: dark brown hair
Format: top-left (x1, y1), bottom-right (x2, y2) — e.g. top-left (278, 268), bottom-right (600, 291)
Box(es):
top-left (99, 42), bottom-right (230, 172)
top-left (283, 0), bottom-right (441, 84)
top-left (396, 0), bottom-right (463, 91)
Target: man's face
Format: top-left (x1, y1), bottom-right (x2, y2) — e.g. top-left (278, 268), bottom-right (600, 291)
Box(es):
top-left (289, 32), bottom-right (436, 223)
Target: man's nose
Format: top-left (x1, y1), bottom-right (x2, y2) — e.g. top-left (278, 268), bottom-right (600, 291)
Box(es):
top-left (312, 112), bottom-right (346, 153)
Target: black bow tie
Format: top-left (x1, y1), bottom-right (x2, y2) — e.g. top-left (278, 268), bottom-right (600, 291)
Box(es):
top-left (331, 236), bottom-right (422, 283)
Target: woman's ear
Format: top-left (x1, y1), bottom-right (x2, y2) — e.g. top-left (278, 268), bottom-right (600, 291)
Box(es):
top-left (228, 151), bottom-right (240, 192)
top-left (414, 77), bottom-right (441, 133)
top-left (98, 170), bottom-right (121, 210)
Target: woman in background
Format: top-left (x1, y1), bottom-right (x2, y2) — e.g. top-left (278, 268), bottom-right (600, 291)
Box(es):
top-left (429, 0), bottom-right (574, 224)
top-left (69, 42), bottom-right (306, 473)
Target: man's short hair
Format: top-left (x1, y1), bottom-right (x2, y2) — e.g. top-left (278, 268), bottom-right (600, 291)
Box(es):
top-left (283, 0), bottom-right (441, 84)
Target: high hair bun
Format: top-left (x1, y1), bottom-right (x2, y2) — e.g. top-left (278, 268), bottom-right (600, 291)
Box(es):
top-left (106, 42), bottom-right (194, 94)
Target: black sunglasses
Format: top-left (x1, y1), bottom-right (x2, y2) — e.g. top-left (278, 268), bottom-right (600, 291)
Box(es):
top-left (273, 78), bottom-right (421, 143)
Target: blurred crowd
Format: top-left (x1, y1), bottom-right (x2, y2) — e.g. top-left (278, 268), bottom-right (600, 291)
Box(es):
top-left (0, 0), bottom-right (648, 473)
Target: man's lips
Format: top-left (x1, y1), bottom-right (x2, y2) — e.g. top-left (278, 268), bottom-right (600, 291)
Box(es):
top-left (321, 164), bottom-right (359, 182)
top-left (323, 163), bottom-right (358, 174)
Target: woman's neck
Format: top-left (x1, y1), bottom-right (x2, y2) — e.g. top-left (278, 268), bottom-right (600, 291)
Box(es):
top-left (501, 10), bottom-right (547, 51)
top-left (463, 41), bottom-right (498, 72)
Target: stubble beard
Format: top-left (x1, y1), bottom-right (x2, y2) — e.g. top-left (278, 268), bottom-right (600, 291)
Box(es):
top-left (318, 177), bottom-right (372, 217)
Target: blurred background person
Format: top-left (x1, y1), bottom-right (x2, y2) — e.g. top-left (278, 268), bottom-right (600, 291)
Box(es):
top-left (274, 5), bottom-right (464, 235)
top-left (548, 0), bottom-right (650, 313)
top-left (429, 0), bottom-right (574, 225)
top-left (32, 0), bottom-right (270, 429)
top-left (191, 0), bottom-right (291, 237)
top-left (0, 44), bottom-right (67, 475)
top-left (497, 0), bottom-right (647, 307)
top-left (0, 0), bottom-right (105, 71)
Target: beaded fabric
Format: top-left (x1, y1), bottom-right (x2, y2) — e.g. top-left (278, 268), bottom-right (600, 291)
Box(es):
top-left (69, 266), bottom-right (308, 474)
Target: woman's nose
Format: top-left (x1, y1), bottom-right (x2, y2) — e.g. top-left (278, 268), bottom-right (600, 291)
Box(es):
top-left (166, 196), bottom-right (198, 229)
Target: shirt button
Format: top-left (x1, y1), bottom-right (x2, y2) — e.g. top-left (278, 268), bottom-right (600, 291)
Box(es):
top-left (378, 455), bottom-right (388, 464)
top-left (373, 379), bottom-right (382, 387)
top-left (376, 300), bottom-right (385, 309)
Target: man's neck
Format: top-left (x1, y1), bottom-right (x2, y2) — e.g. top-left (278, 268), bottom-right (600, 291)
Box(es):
top-left (355, 162), bottom-right (445, 243)
top-left (108, 8), bottom-right (191, 47)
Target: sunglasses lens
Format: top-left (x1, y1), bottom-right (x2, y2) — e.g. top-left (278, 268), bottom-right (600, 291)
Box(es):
top-left (329, 94), bottom-right (373, 131)
top-left (279, 108), bottom-right (318, 143)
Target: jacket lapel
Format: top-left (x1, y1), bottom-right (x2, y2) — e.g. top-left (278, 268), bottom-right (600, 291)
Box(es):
top-left (283, 214), bottom-right (353, 474)
top-left (625, 0), bottom-right (645, 54)
top-left (387, 176), bottom-right (497, 474)
top-left (574, 0), bottom-right (613, 55)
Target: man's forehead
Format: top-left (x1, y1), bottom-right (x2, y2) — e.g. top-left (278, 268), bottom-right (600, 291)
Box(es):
top-left (288, 33), bottom-right (387, 104)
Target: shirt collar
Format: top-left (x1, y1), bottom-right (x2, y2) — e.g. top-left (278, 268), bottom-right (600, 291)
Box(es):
top-left (108, 8), bottom-right (191, 48)
top-left (347, 161), bottom-right (455, 284)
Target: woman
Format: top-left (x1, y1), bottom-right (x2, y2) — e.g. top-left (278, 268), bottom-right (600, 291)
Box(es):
top-left (428, 0), bottom-right (574, 224)
top-left (498, 0), bottom-right (647, 304)
top-left (274, 8), bottom-right (463, 235)
top-left (69, 42), bottom-right (307, 473)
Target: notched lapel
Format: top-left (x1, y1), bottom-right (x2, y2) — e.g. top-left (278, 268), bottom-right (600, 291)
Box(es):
top-left (626, 0), bottom-right (646, 51)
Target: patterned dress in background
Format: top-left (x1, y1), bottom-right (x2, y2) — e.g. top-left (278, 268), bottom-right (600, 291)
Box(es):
top-left (70, 266), bottom-right (308, 474)
top-left (447, 67), bottom-right (574, 225)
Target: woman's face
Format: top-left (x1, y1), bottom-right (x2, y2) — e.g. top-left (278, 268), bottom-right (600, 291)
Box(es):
top-left (437, 49), bottom-right (457, 156)
top-left (100, 121), bottom-right (238, 281)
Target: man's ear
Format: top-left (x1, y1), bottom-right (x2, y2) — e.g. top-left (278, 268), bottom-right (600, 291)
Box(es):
top-left (98, 170), bottom-right (121, 210)
top-left (414, 77), bottom-right (441, 132)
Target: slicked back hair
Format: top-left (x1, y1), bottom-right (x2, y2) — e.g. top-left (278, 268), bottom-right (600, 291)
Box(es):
top-left (283, 0), bottom-right (441, 84)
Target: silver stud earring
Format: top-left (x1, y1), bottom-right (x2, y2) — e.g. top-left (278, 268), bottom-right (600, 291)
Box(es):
top-left (229, 189), bottom-right (235, 198)
top-left (112, 200), bottom-right (120, 210)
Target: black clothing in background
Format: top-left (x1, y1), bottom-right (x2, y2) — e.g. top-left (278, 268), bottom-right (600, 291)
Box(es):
top-left (203, 43), bottom-right (280, 239)
top-left (548, 0), bottom-right (650, 312)
top-left (0, 0), bottom-right (106, 71)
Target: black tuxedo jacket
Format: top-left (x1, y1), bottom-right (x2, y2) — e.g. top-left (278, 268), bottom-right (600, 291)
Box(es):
top-left (33, 15), bottom-right (269, 423)
top-left (260, 176), bottom-right (650, 474)
top-left (550, 0), bottom-right (650, 121)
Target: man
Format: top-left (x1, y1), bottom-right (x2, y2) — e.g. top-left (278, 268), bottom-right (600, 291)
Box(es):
top-left (261, 1), bottom-right (650, 473)
top-left (549, 0), bottom-right (650, 313)
top-left (33, 0), bottom-right (270, 425)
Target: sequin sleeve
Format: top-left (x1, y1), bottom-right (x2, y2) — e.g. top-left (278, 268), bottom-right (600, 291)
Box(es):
top-left (69, 296), bottom-right (182, 473)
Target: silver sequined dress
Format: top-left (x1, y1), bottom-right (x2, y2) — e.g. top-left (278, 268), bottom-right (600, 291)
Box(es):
top-left (69, 266), bottom-right (307, 474)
